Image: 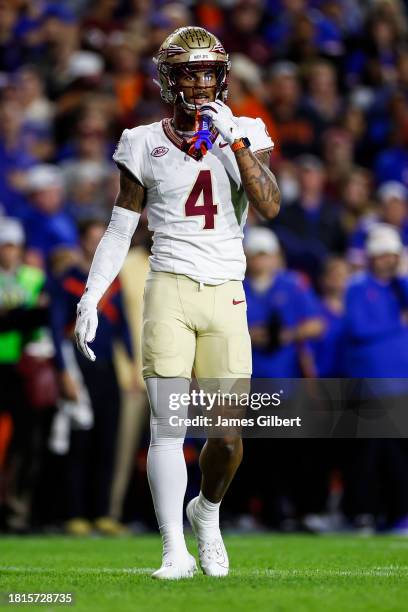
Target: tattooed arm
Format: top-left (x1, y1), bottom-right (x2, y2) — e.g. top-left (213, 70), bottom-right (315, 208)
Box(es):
top-left (115, 166), bottom-right (146, 212)
top-left (234, 148), bottom-right (280, 220)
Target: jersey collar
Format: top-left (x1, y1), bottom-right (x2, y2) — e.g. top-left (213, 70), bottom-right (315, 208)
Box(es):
top-left (161, 118), bottom-right (219, 161)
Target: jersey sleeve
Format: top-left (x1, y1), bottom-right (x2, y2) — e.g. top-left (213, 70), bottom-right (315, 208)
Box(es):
top-left (113, 128), bottom-right (146, 186)
top-left (238, 117), bottom-right (274, 154)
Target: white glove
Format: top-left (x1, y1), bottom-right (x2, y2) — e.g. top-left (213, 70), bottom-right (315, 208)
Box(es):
top-left (199, 100), bottom-right (243, 145)
top-left (75, 296), bottom-right (98, 361)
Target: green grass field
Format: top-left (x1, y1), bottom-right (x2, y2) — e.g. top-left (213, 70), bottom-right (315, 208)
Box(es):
top-left (1, 534), bottom-right (408, 611)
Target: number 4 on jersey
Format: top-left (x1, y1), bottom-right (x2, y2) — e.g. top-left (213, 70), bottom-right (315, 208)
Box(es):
top-left (185, 170), bottom-right (218, 230)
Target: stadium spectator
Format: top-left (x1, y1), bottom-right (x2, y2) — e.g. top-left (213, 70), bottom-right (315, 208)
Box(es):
top-left (272, 155), bottom-right (347, 282)
top-left (340, 167), bottom-right (374, 236)
top-left (275, 160), bottom-right (299, 206)
top-left (374, 101), bottom-right (408, 189)
top-left (321, 128), bottom-right (354, 200)
top-left (107, 36), bottom-right (145, 118)
top-left (13, 66), bottom-right (55, 163)
top-left (221, 0), bottom-right (272, 66)
top-left (0, 1), bottom-right (25, 72)
top-left (341, 103), bottom-right (370, 168)
top-left (22, 165), bottom-right (78, 269)
top-left (266, 62), bottom-right (320, 157)
top-left (305, 60), bottom-right (342, 128)
top-left (342, 223), bottom-right (408, 532)
top-left (160, 3), bottom-right (194, 31)
top-left (0, 99), bottom-right (37, 200)
top-left (57, 106), bottom-right (113, 172)
top-left (0, 218), bottom-right (48, 531)
top-left (65, 161), bottom-right (109, 223)
top-left (15, 65), bottom-right (55, 129)
top-left (265, 0), bottom-right (344, 60)
top-left (49, 219), bottom-right (134, 535)
top-left (348, 181), bottom-right (408, 270)
top-left (244, 227), bottom-right (323, 378)
top-left (343, 223), bottom-right (408, 378)
top-left (364, 6), bottom-right (404, 87)
top-left (36, 5), bottom-right (81, 100)
top-left (227, 54), bottom-right (279, 150)
top-left (312, 257), bottom-right (349, 378)
top-left (81, 0), bottom-right (125, 53)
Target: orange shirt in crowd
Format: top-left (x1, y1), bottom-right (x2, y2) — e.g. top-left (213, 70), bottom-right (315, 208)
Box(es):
top-left (229, 95), bottom-right (280, 155)
top-left (114, 74), bottom-right (144, 115)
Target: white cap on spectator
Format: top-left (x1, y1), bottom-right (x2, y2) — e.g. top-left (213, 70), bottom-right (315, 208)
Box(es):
top-left (0, 218), bottom-right (25, 246)
top-left (366, 223), bottom-right (403, 257)
top-left (377, 181), bottom-right (408, 203)
top-left (270, 61), bottom-right (298, 79)
top-left (26, 165), bottom-right (63, 192)
top-left (296, 154), bottom-right (323, 171)
top-left (67, 51), bottom-right (104, 81)
top-left (230, 53), bottom-right (262, 89)
top-left (244, 227), bottom-right (280, 255)
top-left (78, 161), bottom-right (107, 183)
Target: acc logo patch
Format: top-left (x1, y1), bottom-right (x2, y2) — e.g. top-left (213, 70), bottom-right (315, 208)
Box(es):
top-left (151, 146), bottom-right (169, 157)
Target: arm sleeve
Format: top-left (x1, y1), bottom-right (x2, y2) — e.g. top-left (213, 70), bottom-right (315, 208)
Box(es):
top-left (82, 206), bottom-right (140, 305)
top-left (113, 128), bottom-right (145, 187)
top-left (240, 117), bottom-right (274, 154)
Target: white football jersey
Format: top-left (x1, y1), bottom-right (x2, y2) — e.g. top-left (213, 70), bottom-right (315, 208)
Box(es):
top-left (113, 115), bottom-right (273, 285)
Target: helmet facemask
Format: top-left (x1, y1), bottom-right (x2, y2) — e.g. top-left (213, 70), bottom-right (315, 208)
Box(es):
top-left (170, 63), bottom-right (229, 112)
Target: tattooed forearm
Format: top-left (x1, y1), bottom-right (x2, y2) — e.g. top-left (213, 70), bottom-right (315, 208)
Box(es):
top-left (114, 167), bottom-right (146, 213)
top-left (234, 148), bottom-right (280, 219)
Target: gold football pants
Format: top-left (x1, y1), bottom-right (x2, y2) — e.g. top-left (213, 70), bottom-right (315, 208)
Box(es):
top-left (142, 271), bottom-right (252, 380)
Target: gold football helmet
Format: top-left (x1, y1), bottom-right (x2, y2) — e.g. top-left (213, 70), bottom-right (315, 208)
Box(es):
top-left (154, 26), bottom-right (230, 109)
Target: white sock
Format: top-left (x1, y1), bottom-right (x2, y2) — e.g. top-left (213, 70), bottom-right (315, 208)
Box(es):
top-left (146, 377), bottom-right (190, 558)
top-left (195, 491), bottom-right (221, 534)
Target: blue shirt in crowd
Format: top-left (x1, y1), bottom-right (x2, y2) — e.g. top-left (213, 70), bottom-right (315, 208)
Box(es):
top-left (24, 207), bottom-right (78, 259)
top-left (244, 271), bottom-right (320, 378)
top-left (343, 272), bottom-right (408, 378)
top-left (312, 302), bottom-right (345, 377)
top-left (375, 147), bottom-right (408, 189)
top-left (49, 266), bottom-right (134, 370)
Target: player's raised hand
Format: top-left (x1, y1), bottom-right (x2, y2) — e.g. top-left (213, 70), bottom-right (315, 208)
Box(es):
top-left (199, 100), bottom-right (242, 145)
top-left (75, 297), bottom-right (98, 361)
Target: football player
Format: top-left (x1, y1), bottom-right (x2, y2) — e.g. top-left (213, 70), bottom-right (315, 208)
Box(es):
top-left (75, 27), bottom-right (280, 579)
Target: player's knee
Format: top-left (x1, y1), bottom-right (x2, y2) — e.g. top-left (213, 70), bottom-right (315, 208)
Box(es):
top-left (208, 435), bottom-right (242, 460)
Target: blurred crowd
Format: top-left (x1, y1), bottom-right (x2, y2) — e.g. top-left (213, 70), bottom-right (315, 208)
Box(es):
top-left (2, 0), bottom-right (408, 536)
